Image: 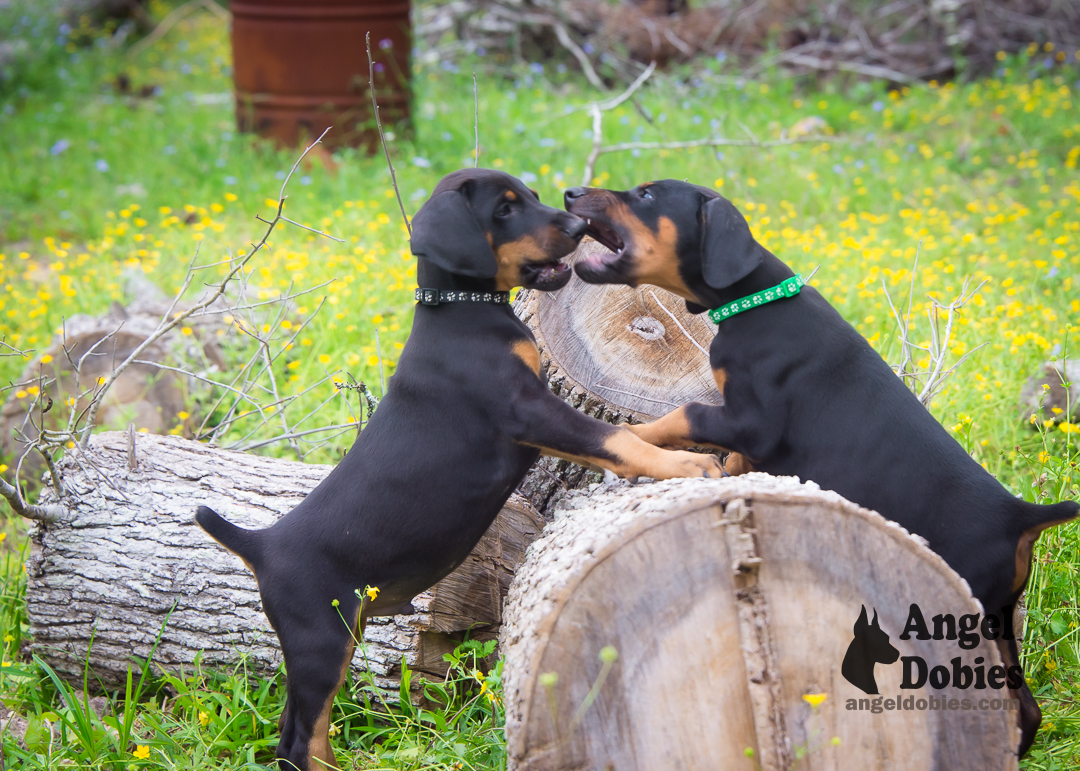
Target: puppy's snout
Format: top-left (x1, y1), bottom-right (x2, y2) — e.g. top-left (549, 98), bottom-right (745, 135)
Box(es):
top-left (561, 214), bottom-right (587, 240)
top-left (564, 187), bottom-right (588, 205)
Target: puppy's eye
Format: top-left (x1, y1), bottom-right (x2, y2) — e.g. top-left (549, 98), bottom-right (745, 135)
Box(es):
top-left (495, 202), bottom-right (513, 218)
top-left (639, 188), bottom-right (654, 200)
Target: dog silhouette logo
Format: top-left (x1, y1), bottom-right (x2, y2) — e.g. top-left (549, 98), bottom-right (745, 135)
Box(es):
top-left (842, 605), bottom-right (900, 695)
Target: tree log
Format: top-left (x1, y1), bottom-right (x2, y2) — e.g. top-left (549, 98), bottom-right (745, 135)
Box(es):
top-left (501, 475), bottom-right (1019, 771)
top-left (26, 432), bottom-right (544, 692)
top-left (513, 238), bottom-right (720, 516)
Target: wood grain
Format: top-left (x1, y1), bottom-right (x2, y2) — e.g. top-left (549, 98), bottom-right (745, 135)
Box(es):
top-left (501, 475), bottom-right (1019, 771)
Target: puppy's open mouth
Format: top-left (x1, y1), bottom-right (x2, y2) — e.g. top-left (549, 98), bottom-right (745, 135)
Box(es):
top-left (521, 258), bottom-right (572, 291)
top-left (575, 217), bottom-right (633, 284)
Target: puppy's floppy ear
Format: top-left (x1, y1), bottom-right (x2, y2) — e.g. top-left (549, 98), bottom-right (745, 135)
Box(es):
top-left (410, 189), bottom-right (498, 278)
top-left (700, 196), bottom-right (763, 289)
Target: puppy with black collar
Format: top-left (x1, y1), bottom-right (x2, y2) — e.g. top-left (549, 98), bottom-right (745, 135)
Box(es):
top-left (196, 169), bottom-right (724, 770)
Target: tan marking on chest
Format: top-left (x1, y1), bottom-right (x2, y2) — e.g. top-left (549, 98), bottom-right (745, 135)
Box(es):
top-left (713, 367), bottom-right (727, 396)
top-left (512, 339), bottom-right (541, 375)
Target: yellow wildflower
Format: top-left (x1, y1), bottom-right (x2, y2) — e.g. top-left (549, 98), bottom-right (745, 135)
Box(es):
top-left (133, 745), bottom-right (150, 760)
top-left (803, 693), bottom-right (828, 707)
top-left (365, 586), bottom-right (379, 602)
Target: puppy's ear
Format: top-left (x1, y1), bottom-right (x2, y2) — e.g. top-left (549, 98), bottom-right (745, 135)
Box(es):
top-left (410, 189), bottom-right (498, 278)
top-left (700, 196), bottom-right (763, 289)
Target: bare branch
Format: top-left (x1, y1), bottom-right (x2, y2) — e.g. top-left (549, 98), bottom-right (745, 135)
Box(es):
top-left (77, 127), bottom-right (334, 448)
top-left (473, 72), bottom-right (480, 168)
top-left (366, 31), bottom-right (411, 237)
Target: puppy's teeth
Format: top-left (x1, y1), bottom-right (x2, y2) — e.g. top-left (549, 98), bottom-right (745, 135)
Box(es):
top-left (586, 218), bottom-right (591, 224)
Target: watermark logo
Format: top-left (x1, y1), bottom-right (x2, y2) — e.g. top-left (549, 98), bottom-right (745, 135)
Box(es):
top-left (841, 606), bottom-right (898, 695)
top-left (841, 603), bottom-right (1023, 712)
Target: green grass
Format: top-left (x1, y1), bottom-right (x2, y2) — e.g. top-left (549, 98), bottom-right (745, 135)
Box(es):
top-left (1, 1), bottom-right (1079, 767)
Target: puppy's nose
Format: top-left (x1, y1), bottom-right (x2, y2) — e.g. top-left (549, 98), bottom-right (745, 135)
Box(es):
top-left (561, 214), bottom-right (587, 239)
top-left (564, 187), bottom-right (588, 205)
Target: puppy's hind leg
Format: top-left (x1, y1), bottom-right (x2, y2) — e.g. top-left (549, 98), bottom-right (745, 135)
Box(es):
top-left (275, 614), bottom-right (359, 771)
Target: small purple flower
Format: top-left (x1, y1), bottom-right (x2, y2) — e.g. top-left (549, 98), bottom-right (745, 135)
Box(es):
top-left (872, 100), bottom-right (884, 111)
top-left (95, 159), bottom-right (109, 172)
top-left (583, 42), bottom-right (594, 55)
top-left (1047, 266), bottom-right (1059, 279)
top-left (477, 47), bottom-right (487, 57)
top-left (530, 62), bottom-right (544, 74)
top-left (374, 62), bottom-right (385, 73)
top-left (50, 139), bottom-right (70, 155)
top-left (379, 38), bottom-right (393, 50)
top-left (715, 51), bottom-right (727, 63)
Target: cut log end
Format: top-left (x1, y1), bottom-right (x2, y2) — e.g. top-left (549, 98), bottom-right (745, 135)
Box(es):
top-left (502, 476), bottom-right (1019, 771)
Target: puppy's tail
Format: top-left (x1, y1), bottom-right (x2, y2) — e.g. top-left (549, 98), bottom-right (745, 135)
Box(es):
top-left (195, 506), bottom-right (264, 571)
top-left (1015, 498), bottom-right (1079, 536)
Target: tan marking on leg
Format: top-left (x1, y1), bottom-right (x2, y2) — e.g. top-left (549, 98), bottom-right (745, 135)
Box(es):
top-left (723, 452), bottom-right (754, 476)
top-left (533, 428), bottom-right (722, 480)
top-left (626, 406), bottom-right (694, 449)
top-left (1013, 518), bottom-right (1073, 593)
top-left (511, 339), bottom-right (541, 376)
top-left (307, 623), bottom-right (359, 770)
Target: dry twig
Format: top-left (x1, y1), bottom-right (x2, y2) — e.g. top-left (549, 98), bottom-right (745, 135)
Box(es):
top-left (366, 32), bottom-right (411, 237)
top-left (882, 252), bottom-right (988, 408)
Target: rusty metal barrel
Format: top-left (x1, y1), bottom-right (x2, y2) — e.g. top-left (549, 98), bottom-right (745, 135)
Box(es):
top-left (231, 0), bottom-right (411, 150)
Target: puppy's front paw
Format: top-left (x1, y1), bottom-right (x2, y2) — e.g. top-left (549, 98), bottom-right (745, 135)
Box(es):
top-left (661, 450), bottom-right (725, 480)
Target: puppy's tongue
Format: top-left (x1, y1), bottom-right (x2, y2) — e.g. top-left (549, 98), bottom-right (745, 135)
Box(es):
top-left (580, 244), bottom-right (622, 269)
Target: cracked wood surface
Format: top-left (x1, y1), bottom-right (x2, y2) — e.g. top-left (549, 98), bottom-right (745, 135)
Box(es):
top-left (27, 432), bottom-right (544, 691)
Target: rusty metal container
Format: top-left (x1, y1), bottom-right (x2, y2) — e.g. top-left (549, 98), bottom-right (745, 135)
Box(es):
top-left (231, 0), bottom-right (411, 150)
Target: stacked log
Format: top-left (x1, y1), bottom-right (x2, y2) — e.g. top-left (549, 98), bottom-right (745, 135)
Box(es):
top-left (514, 238), bottom-right (720, 516)
top-left (26, 432), bottom-right (543, 691)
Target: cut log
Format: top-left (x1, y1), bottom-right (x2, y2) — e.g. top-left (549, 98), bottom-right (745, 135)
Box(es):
top-left (501, 475), bottom-right (1019, 771)
top-left (513, 238), bottom-right (720, 516)
top-left (26, 432), bottom-right (544, 692)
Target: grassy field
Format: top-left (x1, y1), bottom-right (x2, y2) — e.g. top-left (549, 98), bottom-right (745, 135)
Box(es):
top-left (1, 1), bottom-right (1079, 768)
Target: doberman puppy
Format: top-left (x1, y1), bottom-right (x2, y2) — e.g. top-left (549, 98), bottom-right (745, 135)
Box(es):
top-left (564, 179), bottom-right (1078, 754)
top-left (196, 169), bottom-right (723, 771)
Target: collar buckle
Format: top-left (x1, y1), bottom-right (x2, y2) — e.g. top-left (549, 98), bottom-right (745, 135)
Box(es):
top-left (417, 288), bottom-right (441, 306)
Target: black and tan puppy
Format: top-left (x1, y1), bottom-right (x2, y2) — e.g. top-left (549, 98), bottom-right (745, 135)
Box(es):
top-left (196, 170), bottom-right (723, 770)
top-left (564, 179), bottom-right (1078, 754)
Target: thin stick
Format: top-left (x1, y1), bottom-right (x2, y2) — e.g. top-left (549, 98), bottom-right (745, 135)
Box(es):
top-left (129, 0), bottom-right (227, 57)
top-left (366, 31), bottom-right (411, 237)
top-left (580, 62), bottom-right (657, 185)
top-left (648, 291), bottom-right (710, 358)
top-left (473, 72), bottom-right (480, 168)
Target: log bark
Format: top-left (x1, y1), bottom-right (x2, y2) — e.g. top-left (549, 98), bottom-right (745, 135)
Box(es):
top-left (513, 238), bottom-right (721, 516)
top-left (26, 432), bottom-right (544, 692)
top-left (501, 475), bottom-right (1019, 771)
